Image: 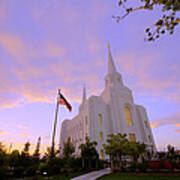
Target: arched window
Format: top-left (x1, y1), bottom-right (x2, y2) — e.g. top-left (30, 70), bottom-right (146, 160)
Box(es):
top-left (85, 116), bottom-right (88, 125)
top-left (144, 120), bottom-right (148, 128)
top-left (98, 113), bottom-right (102, 125)
top-left (99, 131), bottom-right (103, 141)
top-left (124, 106), bottom-right (133, 126)
top-left (129, 133), bottom-right (136, 142)
top-left (100, 149), bottom-right (104, 160)
top-left (148, 135), bottom-right (152, 143)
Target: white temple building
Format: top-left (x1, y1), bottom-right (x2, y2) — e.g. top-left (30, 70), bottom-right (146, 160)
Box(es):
top-left (59, 44), bottom-right (156, 159)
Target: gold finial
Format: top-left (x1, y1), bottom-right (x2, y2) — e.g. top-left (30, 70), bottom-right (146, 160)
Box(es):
top-left (108, 42), bottom-right (110, 51)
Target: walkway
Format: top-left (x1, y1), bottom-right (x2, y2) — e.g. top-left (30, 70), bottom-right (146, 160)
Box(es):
top-left (71, 168), bottom-right (111, 180)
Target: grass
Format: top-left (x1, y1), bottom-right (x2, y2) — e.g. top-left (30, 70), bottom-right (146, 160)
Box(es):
top-left (97, 173), bottom-right (180, 180)
top-left (25, 171), bottom-right (85, 180)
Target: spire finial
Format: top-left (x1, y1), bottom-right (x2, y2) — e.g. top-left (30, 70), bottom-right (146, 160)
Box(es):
top-left (82, 84), bottom-right (86, 103)
top-left (108, 42), bottom-right (110, 51)
top-left (107, 43), bottom-right (116, 74)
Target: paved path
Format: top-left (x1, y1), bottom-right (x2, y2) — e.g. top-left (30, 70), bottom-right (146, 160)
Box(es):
top-left (71, 168), bottom-right (111, 180)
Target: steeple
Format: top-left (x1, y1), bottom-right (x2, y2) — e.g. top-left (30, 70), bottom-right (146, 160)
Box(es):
top-left (79, 84), bottom-right (87, 113)
top-left (82, 84), bottom-right (86, 103)
top-left (105, 43), bottom-right (123, 87)
top-left (108, 43), bottom-right (116, 74)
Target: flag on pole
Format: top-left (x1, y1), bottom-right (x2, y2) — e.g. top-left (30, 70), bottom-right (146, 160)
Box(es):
top-left (58, 90), bottom-right (72, 112)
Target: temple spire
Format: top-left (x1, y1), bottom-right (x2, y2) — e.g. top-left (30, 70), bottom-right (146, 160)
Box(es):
top-left (82, 84), bottom-right (86, 103)
top-left (108, 43), bottom-right (116, 74)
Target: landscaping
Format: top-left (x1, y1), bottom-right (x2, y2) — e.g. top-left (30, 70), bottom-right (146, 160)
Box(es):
top-left (1, 134), bottom-right (180, 179)
top-left (0, 137), bottom-right (104, 179)
top-left (98, 173), bottom-right (180, 180)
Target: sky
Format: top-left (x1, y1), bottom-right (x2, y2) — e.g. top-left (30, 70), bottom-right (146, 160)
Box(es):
top-left (0, 0), bottom-right (180, 154)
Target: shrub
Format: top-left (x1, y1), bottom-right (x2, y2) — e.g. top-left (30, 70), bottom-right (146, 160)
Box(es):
top-left (163, 160), bottom-right (173, 170)
top-left (129, 162), bottom-right (147, 172)
top-left (14, 166), bottom-right (25, 177)
top-left (136, 162), bottom-right (148, 172)
top-left (25, 166), bottom-right (37, 176)
top-left (0, 166), bottom-right (8, 179)
top-left (149, 161), bottom-right (161, 170)
top-left (171, 161), bottom-right (179, 169)
top-left (40, 157), bottom-right (64, 176)
top-left (129, 162), bottom-right (137, 172)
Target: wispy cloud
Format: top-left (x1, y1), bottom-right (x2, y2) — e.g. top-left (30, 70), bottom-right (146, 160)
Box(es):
top-left (151, 113), bottom-right (180, 129)
top-left (45, 44), bottom-right (65, 57)
top-left (17, 125), bottom-right (28, 130)
top-left (174, 129), bottom-right (180, 133)
top-left (0, 33), bottom-right (26, 60)
top-left (44, 136), bottom-right (50, 140)
top-left (18, 132), bottom-right (30, 137)
top-left (0, 130), bottom-right (10, 135)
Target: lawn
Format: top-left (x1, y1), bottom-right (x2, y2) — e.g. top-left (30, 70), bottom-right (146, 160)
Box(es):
top-left (25, 172), bottom-right (85, 180)
top-left (97, 173), bottom-right (180, 180)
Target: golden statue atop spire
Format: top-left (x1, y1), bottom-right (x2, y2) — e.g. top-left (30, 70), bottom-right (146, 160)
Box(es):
top-left (108, 42), bottom-right (110, 51)
top-left (107, 42), bottom-right (116, 74)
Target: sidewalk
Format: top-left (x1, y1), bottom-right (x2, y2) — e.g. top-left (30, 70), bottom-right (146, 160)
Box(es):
top-left (71, 168), bottom-right (111, 180)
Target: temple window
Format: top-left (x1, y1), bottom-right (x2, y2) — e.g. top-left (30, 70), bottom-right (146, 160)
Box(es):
top-left (100, 149), bottom-right (104, 160)
top-left (98, 113), bottom-right (102, 125)
top-left (99, 131), bottom-right (103, 141)
top-left (129, 133), bottom-right (136, 142)
top-left (148, 135), bottom-right (152, 142)
top-left (85, 116), bottom-right (88, 125)
top-left (144, 120), bottom-right (148, 128)
top-left (124, 106), bottom-right (133, 126)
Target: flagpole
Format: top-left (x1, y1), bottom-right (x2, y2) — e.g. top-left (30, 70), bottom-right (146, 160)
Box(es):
top-left (51, 89), bottom-right (60, 157)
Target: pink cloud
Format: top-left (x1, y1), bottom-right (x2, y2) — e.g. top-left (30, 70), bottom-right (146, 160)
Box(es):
top-left (45, 44), bottom-right (65, 57)
top-left (18, 132), bottom-right (30, 137)
top-left (0, 33), bottom-right (26, 59)
top-left (17, 125), bottom-right (28, 130)
top-left (151, 113), bottom-right (180, 129)
top-left (0, 130), bottom-right (10, 135)
top-left (174, 129), bottom-right (180, 133)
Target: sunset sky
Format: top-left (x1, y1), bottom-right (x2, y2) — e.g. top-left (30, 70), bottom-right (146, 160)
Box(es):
top-left (0, 0), bottom-right (180, 154)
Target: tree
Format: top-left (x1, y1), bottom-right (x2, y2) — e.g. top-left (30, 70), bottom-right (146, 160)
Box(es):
top-left (127, 142), bottom-right (147, 162)
top-left (103, 133), bottom-right (129, 171)
top-left (43, 146), bottom-right (59, 160)
top-left (79, 136), bottom-right (99, 169)
top-left (17, 141), bottom-right (32, 176)
top-left (0, 142), bottom-right (7, 166)
top-left (0, 142), bottom-right (6, 153)
top-left (33, 137), bottom-right (41, 158)
top-left (63, 137), bottom-right (75, 159)
top-left (167, 144), bottom-right (175, 159)
top-left (113, 0), bottom-right (180, 41)
top-left (0, 142), bottom-right (8, 178)
top-left (21, 141), bottom-right (30, 157)
top-left (103, 133), bottom-right (148, 171)
top-left (8, 150), bottom-right (20, 169)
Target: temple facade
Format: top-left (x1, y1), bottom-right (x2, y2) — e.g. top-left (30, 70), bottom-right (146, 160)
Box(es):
top-left (59, 44), bottom-right (156, 159)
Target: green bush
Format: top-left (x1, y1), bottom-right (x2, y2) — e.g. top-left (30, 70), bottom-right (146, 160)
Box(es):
top-left (136, 162), bottom-right (148, 172)
top-left (25, 166), bottom-right (37, 176)
top-left (40, 157), bottom-right (65, 176)
top-left (129, 162), bottom-right (148, 172)
top-left (0, 166), bottom-right (8, 179)
top-left (14, 166), bottom-right (25, 177)
top-left (129, 162), bottom-right (137, 172)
